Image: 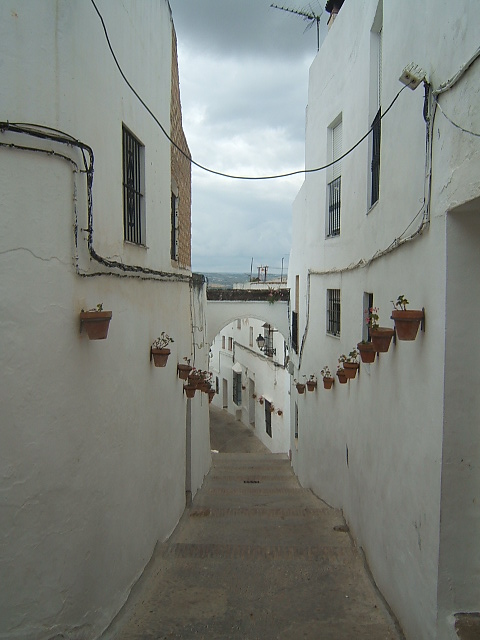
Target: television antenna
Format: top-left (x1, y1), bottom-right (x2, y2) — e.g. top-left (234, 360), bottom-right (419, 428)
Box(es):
top-left (271, 3), bottom-right (323, 52)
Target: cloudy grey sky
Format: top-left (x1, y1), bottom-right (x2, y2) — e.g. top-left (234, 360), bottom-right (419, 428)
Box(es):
top-left (168, 0), bottom-right (327, 274)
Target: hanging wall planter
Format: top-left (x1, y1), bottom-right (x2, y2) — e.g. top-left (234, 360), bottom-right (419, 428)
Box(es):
top-left (151, 333), bottom-right (174, 367)
top-left (357, 341), bottom-right (376, 364)
top-left (321, 366), bottom-right (334, 389)
top-left (365, 307), bottom-right (394, 353)
top-left (344, 362), bottom-right (359, 379)
top-left (344, 349), bottom-right (359, 379)
top-left (177, 358), bottom-right (192, 380)
top-left (391, 296), bottom-right (424, 341)
top-left (80, 305), bottom-right (112, 340)
top-left (177, 363), bottom-right (192, 380)
top-left (184, 384), bottom-right (196, 399)
top-left (151, 348), bottom-right (171, 367)
top-left (370, 328), bottom-right (395, 353)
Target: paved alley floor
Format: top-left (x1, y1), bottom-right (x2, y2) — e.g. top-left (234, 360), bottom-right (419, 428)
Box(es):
top-left (110, 407), bottom-right (402, 639)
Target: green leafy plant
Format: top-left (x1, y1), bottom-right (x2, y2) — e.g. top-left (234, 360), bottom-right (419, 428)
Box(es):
top-left (81, 303), bottom-right (104, 312)
top-left (267, 287), bottom-right (280, 304)
top-left (152, 332), bottom-right (174, 349)
top-left (347, 349), bottom-right (359, 363)
top-left (364, 307), bottom-right (379, 331)
top-left (392, 295), bottom-right (409, 311)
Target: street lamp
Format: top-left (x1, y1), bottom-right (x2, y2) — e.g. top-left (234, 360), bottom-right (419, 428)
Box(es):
top-left (256, 332), bottom-right (276, 357)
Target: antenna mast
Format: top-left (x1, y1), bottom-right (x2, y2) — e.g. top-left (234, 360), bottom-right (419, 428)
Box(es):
top-left (271, 4), bottom-right (322, 52)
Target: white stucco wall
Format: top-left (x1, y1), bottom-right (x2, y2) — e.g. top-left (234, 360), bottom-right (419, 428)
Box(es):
top-left (210, 316), bottom-right (290, 453)
top-left (0, 2), bottom-right (210, 639)
top-left (288, 1), bottom-right (480, 639)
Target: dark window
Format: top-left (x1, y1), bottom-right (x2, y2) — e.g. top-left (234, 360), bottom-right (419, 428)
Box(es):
top-left (171, 191), bottom-right (179, 260)
top-left (233, 372), bottom-right (242, 406)
top-left (291, 311), bottom-right (299, 353)
top-left (370, 108), bottom-right (381, 206)
top-left (122, 126), bottom-right (144, 245)
top-left (327, 175), bottom-right (341, 237)
top-left (327, 289), bottom-right (341, 337)
top-left (265, 400), bottom-right (272, 437)
top-left (263, 324), bottom-right (276, 358)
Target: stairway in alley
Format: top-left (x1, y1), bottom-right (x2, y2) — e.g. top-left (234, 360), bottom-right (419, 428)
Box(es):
top-left (110, 408), bottom-right (402, 639)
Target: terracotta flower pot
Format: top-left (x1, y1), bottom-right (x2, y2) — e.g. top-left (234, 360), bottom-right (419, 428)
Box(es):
top-left (370, 328), bottom-right (395, 353)
top-left (323, 377), bottom-right (334, 389)
top-left (336, 369), bottom-right (348, 384)
top-left (80, 310), bottom-right (112, 340)
top-left (188, 374), bottom-right (201, 388)
top-left (306, 380), bottom-right (317, 391)
top-left (357, 342), bottom-right (376, 363)
top-left (296, 383), bottom-right (306, 394)
top-left (391, 309), bottom-right (424, 341)
top-left (343, 362), bottom-right (359, 379)
top-left (177, 364), bottom-right (192, 380)
top-left (151, 348), bottom-right (171, 367)
top-left (184, 384), bottom-right (196, 399)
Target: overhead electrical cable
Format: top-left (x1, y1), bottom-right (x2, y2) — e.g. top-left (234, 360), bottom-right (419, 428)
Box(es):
top-left (90, 0), bottom-right (409, 181)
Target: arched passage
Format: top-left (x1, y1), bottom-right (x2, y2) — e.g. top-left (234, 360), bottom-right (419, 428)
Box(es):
top-left (207, 292), bottom-right (291, 455)
top-left (206, 293), bottom-right (290, 347)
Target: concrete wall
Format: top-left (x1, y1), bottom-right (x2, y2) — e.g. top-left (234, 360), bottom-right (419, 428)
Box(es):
top-left (288, 1), bottom-right (480, 638)
top-left (0, 2), bottom-right (210, 638)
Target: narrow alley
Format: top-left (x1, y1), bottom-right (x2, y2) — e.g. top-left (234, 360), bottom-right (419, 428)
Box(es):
top-left (106, 406), bottom-right (402, 639)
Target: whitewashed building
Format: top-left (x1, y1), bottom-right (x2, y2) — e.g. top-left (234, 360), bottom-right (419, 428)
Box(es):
top-left (288, 1), bottom-right (480, 638)
top-left (210, 313), bottom-right (290, 454)
top-left (0, 2), bottom-right (211, 639)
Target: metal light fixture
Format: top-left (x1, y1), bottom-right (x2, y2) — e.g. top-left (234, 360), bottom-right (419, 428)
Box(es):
top-left (256, 332), bottom-right (276, 357)
top-left (256, 334), bottom-right (266, 350)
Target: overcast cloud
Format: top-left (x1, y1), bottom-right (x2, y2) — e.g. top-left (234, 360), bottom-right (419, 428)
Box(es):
top-left (168, 0), bottom-right (326, 274)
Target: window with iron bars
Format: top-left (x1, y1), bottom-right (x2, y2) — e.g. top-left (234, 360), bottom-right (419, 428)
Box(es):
top-left (327, 175), bottom-right (341, 237)
top-left (171, 191), bottom-right (179, 260)
top-left (370, 108), bottom-right (381, 206)
top-left (122, 126), bottom-right (145, 245)
top-left (327, 119), bottom-right (342, 237)
top-left (326, 289), bottom-right (341, 337)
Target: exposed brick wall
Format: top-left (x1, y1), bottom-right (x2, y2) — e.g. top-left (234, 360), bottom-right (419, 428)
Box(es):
top-left (170, 25), bottom-right (191, 269)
